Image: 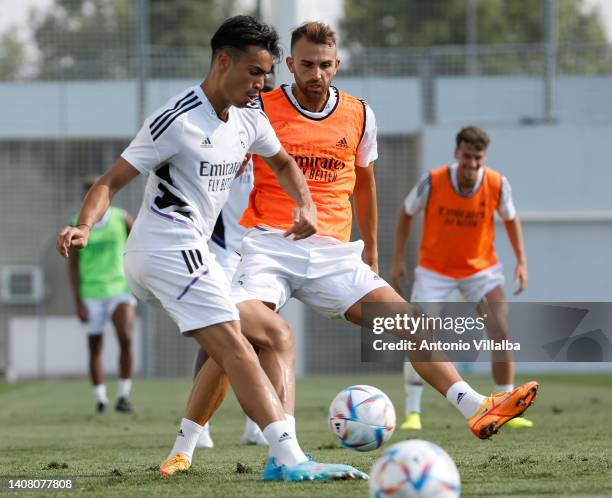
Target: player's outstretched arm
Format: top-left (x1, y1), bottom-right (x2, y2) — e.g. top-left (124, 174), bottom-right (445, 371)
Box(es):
top-left (503, 216), bottom-right (528, 294)
top-left (391, 208), bottom-right (413, 294)
top-left (260, 147), bottom-right (317, 240)
top-left (354, 162), bottom-right (379, 273)
top-left (56, 158), bottom-right (140, 258)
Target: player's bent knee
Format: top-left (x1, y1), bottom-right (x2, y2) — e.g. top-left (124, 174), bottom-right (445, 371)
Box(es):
top-left (269, 320), bottom-right (294, 353)
top-left (205, 322), bottom-right (259, 368)
top-left (223, 337), bottom-right (259, 370)
top-left (88, 335), bottom-right (103, 354)
top-left (248, 317), bottom-right (294, 352)
top-left (487, 311), bottom-right (510, 336)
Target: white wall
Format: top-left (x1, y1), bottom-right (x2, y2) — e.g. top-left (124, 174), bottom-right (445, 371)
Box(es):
top-left (8, 316), bottom-right (143, 379)
top-left (2, 76), bottom-right (612, 138)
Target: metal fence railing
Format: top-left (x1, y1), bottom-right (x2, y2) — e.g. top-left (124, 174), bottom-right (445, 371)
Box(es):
top-left (1, 0), bottom-right (611, 377)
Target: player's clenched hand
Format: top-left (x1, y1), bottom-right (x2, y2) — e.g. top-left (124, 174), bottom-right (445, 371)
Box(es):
top-left (391, 260), bottom-right (409, 294)
top-left (56, 225), bottom-right (90, 259)
top-left (363, 252), bottom-right (379, 274)
top-left (514, 261), bottom-right (528, 295)
top-left (235, 153), bottom-right (252, 178)
top-left (284, 204), bottom-right (317, 240)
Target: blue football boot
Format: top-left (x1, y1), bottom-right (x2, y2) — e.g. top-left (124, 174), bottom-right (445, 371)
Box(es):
top-left (262, 456), bottom-right (368, 482)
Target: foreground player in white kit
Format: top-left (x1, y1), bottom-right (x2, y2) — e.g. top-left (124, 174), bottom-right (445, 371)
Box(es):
top-left (192, 22), bottom-right (539, 449)
top-left (194, 71), bottom-right (276, 449)
top-left (56, 16), bottom-right (366, 482)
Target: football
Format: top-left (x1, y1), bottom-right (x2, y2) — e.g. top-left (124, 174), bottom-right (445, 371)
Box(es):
top-left (328, 385), bottom-right (396, 451)
top-left (369, 439), bottom-right (460, 498)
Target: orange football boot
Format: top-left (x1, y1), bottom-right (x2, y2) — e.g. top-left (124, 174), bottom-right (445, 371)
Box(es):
top-left (468, 381), bottom-right (539, 439)
top-left (159, 453), bottom-right (190, 477)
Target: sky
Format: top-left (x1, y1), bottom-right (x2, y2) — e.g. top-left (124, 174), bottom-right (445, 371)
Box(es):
top-left (583, 0), bottom-right (612, 40)
top-left (0, 0), bottom-right (52, 32)
top-left (1, 0), bottom-right (611, 42)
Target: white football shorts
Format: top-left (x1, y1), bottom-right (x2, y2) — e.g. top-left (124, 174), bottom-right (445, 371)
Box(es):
top-left (83, 293), bottom-right (136, 335)
top-left (208, 240), bottom-right (241, 282)
top-left (410, 263), bottom-right (505, 304)
top-left (124, 245), bottom-right (239, 335)
top-left (231, 230), bottom-right (389, 320)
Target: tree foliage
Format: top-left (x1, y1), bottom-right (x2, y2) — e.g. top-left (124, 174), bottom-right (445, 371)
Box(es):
top-left (340, 0), bottom-right (610, 75)
top-left (2, 0), bottom-right (240, 79)
top-left (341, 0), bottom-right (608, 49)
top-left (0, 0), bottom-right (609, 79)
top-left (0, 28), bottom-right (26, 80)
top-left (32, 0), bottom-right (134, 78)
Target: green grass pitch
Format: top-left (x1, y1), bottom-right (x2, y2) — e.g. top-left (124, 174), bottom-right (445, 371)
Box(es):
top-left (1, 373), bottom-right (611, 497)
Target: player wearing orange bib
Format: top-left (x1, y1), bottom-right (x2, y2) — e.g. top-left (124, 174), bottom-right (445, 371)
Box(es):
top-left (241, 84), bottom-right (366, 243)
top-left (392, 126), bottom-right (533, 431)
top-left (194, 23), bottom-right (538, 450)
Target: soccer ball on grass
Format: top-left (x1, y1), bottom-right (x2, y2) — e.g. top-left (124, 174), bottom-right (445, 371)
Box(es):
top-left (369, 439), bottom-right (460, 498)
top-left (328, 384), bottom-right (396, 452)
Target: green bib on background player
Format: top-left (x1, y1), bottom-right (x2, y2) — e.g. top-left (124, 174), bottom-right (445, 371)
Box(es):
top-left (72, 207), bottom-right (129, 299)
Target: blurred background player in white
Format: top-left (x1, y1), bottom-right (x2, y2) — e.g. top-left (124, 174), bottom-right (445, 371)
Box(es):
top-left (57, 16), bottom-right (367, 482)
top-left (194, 69), bottom-right (277, 449)
top-left (68, 177), bottom-right (136, 414)
top-left (391, 126), bottom-right (532, 431)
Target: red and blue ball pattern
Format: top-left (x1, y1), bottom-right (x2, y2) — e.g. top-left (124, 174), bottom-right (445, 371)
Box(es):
top-left (328, 385), bottom-right (396, 452)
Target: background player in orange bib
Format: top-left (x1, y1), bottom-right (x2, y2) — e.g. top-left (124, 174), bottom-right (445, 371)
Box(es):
top-left (193, 24), bottom-right (538, 449)
top-left (391, 126), bottom-right (532, 431)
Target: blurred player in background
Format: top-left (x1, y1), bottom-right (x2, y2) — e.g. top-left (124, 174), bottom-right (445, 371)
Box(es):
top-left (193, 23), bottom-right (538, 450)
top-left (57, 16), bottom-right (366, 482)
top-left (68, 177), bottom-right (136, 414)
top-left (194, 69), bottom-right (276, 449)
top-left (391, 126), bottom-right (532, 430)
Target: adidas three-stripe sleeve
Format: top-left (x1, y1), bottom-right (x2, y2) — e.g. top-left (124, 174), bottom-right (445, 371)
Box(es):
top-left (121, 103), bottom-right (183, 175)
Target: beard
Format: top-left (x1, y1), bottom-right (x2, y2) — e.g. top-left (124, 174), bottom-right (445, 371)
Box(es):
top-left (296, 79), bottom-right (326, 98)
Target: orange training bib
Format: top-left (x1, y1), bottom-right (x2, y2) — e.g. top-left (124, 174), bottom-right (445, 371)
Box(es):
top-left (240, 86), bottom-right (366, 242)
top-left (418, 165), bottom-right (502, 278)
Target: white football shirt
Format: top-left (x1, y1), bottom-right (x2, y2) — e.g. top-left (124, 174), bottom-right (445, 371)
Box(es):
top-left (122, 85), bottom-right (281, 251)
top-left (210, 159), bottom-right (253, 253)
top-left (403, 163), bottom-right (516, 221)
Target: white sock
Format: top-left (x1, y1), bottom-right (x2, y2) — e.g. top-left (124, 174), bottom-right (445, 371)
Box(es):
top-left (446, 381), bottom-right (486, 418)
top-left (169, 418), bottom-right (203, 463)
top-left (404, 362), bottom-right (424, 414)
top-left (202, 421), bottom-right (210, 433)
top-left (244, 417), bottom-right (259, 434)
top-left (406, 385), bottom-right (423, 414)
top-left (117, 379), bottom-right (132, 399)
top-left (94, 384), bottom-right (108, 404)
top-left (263, 420), bottom-right (307, 466)
top-left (495, 384), bottom-right (513, 393)
top-left (285, 414), bottom-right (296, 438)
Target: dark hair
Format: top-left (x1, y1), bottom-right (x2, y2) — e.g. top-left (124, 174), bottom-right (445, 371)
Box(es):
top-left (291, 22), bottom-right (336, 51)
top-left (456, 126), bottom-right (490, 150)
top-left (211, 15), bottom-right (280, 60)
